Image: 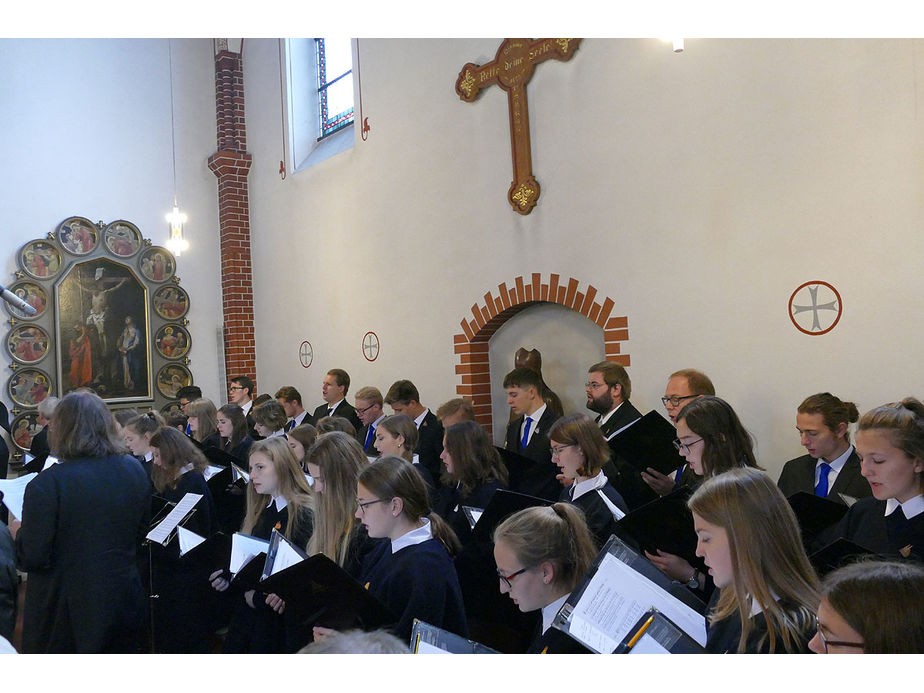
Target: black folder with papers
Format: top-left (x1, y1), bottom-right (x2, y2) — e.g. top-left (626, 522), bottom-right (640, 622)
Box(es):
top-left (615, 609), bottom-right (706, 654)
top-left (809, 537), bottom-right (879, 576)
top-left (607, 410), bottom-right (686, 476)
top-left (786, 491), bottom-right (850, 546)
top-left (410, 619), bottom-right (499, 654)
top-left (469, 488), bottom-right (553, 542)
top-left (550, 535), bottom-right (707, 654)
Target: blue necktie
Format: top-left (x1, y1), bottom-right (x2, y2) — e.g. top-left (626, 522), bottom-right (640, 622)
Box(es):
top-left (521, 416), bottom-right (533, 450)
top-left (815, 462), bottom-right (832, 497)
top-left (674, 463), bottom-right (686, 484)
top-left (364, 425), bottom-right (376, 451)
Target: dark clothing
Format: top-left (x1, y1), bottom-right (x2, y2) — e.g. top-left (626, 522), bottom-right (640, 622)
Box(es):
top-left (434, 479), bottom-right (504, 546)
top-left (821, 496), bottom-right (924, 561)
top-left (226, 435), bottom-right (255, 464)
top-left (222, 501), bottom-right (314, 653)
top-left (564, 481), bottom-right (628, 548)
top-left (597, 401), bottom-right (658, 510)
top-left (360, 536), bottom-right (468, 643)
top-left (15, 454), bottom-right (151, 653)
top-left (310, 400), bottom-right (362, 433)
top-left (777, 451), bottom-right (872, 502)
top-left (149, 471), bottom-right (219, 653)
top-left (705, 591), bottom-right (813, 653)
top-left (24, 426), bottom-right (50, 474)
top-left (504, 407), bottom-right (561, 502)
top-left (0, 521), bottom-right (17, 641)
top-left (415, 410), bottom-right (445, 485)
top-left (198, 432), bottom-right (222, 450)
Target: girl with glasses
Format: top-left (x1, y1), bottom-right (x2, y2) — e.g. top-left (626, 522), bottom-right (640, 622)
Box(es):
top-left (809, 559), bottom-right (924, 654)
top-left (492, 503), bottom-right (597, 652)
top-left (645, 396), bottom-right (762, 597)
top-left (326, 455), bottom-right (466, 643)
top-left (689, 467), bottom-right (819, 653)
top-left (547, 413), bottom-right (628, 548)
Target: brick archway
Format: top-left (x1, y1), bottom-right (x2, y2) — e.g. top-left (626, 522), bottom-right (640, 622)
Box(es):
top-left (454, 273), bottom-right (630, 438)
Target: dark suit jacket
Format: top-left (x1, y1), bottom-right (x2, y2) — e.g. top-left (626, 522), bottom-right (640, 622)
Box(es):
top-left (777, 450), bottom-right (871, 503)
top-left (597, 400), bottom-right (657, 510)
top-left (357, 422), bottom-right (381, 457)
top-left (22, 426), bottom-right (50, 474)
top-left (415, 410), bottom-right (444, 482)
top-left (504, 406), bottom-right (561, 502)
top-left (310, 400), bottom-right (362, 433)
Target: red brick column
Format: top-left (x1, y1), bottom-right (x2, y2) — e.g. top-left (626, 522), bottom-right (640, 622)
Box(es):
top-left (208, 48), bottom-right (256, 391)
top-left (454, 273), bottom-right (630, 438)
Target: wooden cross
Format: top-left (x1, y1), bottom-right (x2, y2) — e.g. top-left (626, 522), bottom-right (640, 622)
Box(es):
top-left (455, 38), bottom-right (582, 215)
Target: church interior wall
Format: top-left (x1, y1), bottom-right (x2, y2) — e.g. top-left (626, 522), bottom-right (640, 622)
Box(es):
top-left (2, 37), bottom-right (922, 480)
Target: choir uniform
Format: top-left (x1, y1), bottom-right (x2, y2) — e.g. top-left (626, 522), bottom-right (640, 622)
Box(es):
top-left (704, 591), bottom-right (814, 653)
top-left (413, 408), bottom-right (445, 486)
top-left (358, 518), bottom-right (468, 643)
top-left (777, 446), bottom-right (872, 503)
top-left (222, 498), bottom-right (314, 653)
top-left (310, 399), bottom-right (362, 432)
top-left (596, 400), bottom-right (658, 510)
top-left (561, 471), bottom-right (628, 548)
top-left (504, 404), bottom-right (561, 502)
top-left (148, 468), bottom-right (219, 653)
top-left (823, 494), bottom-right (924, 561)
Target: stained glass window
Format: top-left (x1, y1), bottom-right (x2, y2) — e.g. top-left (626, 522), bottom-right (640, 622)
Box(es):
top-left (316, 38), bottom-right (354, 140)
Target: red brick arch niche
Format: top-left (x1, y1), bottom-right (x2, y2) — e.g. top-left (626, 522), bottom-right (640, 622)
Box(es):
top-left (454, 273), bottom-right (630, 439)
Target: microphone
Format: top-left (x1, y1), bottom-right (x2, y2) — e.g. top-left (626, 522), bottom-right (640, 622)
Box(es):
top-left (0, 284), bottom-right (37, 316)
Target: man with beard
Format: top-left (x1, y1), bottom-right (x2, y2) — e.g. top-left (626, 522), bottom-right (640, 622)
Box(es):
top-left (580, 361), bottom-right (655, 510)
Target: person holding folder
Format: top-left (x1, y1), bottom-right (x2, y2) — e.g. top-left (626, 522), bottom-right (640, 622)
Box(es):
top-left (217, 403), bottom-right (255, 462)
top-left (689, 467), bottom-right (820, 653)
top-left (821, 398), bottom-right (924, 561)
top-left (209, 437), bottom-right (315, 653)
top-left (434, 420), bottom-right (508, 544)
top-left (547, 413), bottom-right (628, 547)
top-left (10, 390), bottom-right (152, 653)
top-left (147, 426), bottom-right (218, 653)
top-left (809, 559), bottom-right (924, 653)
top-left (492, 503), bottom-right (597, 652)
top-left (340, 455), bottom-right (467, 643)
top-left (304, 431), bottom-right (378, 577)
top-left (644, 396), bottom-right (762, 594)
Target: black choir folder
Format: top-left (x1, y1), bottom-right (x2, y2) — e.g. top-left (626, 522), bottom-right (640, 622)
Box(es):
top-left (809, 537), bottom-right (879, 576)
top-left (786, 491), bottom-right (850, 546)
top-left (615, 609), bottom-right (705, 654)
top-left (258, 530), bottom-right (395, 632)
top-left (411, 620), bottom-right (500, 654)
top-left (616, 486), bottom-right (698, 566)
top-left (469, 488), bottom-right (553, 542)
top-left (550, 536), bottom-right (707, 654)
top-left (607, 410), bottom-right (687, 476)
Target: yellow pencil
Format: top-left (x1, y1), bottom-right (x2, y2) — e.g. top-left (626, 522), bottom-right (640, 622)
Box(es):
top-left (625, 614), bottom-right (655, 650)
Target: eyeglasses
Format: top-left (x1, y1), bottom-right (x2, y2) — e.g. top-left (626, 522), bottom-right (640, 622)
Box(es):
top-left (815, 627), bottom-right (864, 653)
top-left (496, 567), bottom-right (529, 589)
top-left (661, 394), bottom-right (699, 407)
top-left (355, 403), bottom-right (378, 415)
top-left (229, 386), bottom-right (244, 392)
top-left (356, 499), bottom-right (386, 515)
top-left (584, 382), bottom-right (606, 390)
top-left (673, 438), bottom-right (703, 454)
top-left (550, 444), bottom-right (574, 456)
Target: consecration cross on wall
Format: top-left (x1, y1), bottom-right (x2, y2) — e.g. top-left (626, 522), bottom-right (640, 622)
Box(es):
top-left (455, 38), bottom-right (582, 215)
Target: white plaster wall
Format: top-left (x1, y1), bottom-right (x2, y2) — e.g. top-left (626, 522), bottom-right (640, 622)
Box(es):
top-left (241, 38), bottom-right (924, 479)
top-left (0, 38), bottom-right (226, 410)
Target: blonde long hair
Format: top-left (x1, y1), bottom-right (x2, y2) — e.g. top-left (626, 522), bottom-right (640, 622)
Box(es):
top-left (186, 398), bottom-right (219, 444)
top-left (242, 437), bottom-right (314, 545)
top-left (688, 468), bottom-right (820, 653)
top-left (305, 432), bottom-right (369, 565)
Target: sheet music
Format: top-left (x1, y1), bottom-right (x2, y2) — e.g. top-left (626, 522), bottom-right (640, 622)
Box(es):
top-left (41, 456), bottom-right (60, 471)
top-left (203, 465), bottom-right (225, 481)
top-left (230, 533), bottom-right (269, 574)
top-left (838, 493), bottom-right (858, 507)
top-left (416, 640), bottom-right (451, 654)
top-left (23, 453), bottom-right (34, 465)
top-left (145, 493), bottom-right (202, 545)
top-left (268, 534), bottom-right (307, 576)
top-left (0, 473), bottom-right (38, 519)
top-left (231, 463), bottom-right (250, 483)
top-left (177, 525), bottom-right (206, 555)
top-left (567, 553), bottom-right (706, 653)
